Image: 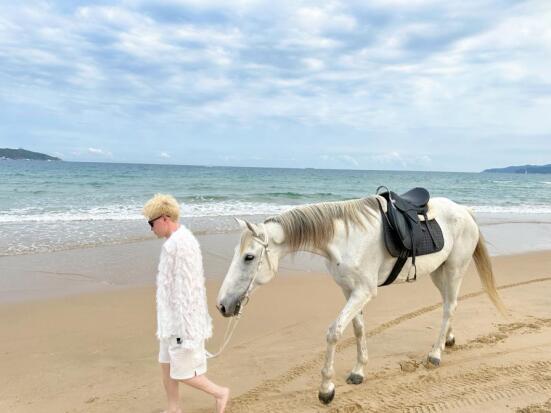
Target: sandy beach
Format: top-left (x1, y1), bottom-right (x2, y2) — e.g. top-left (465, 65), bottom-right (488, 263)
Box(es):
top-left (1, 229), bottom-right (551, 413)
top-left (3, 0), bottom-right (551, 410)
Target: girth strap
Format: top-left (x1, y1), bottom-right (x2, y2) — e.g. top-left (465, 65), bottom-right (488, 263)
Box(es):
top-left (377, 197), bottom-right (418, 286)
top-left (380, 249), bottom-right (409, 286)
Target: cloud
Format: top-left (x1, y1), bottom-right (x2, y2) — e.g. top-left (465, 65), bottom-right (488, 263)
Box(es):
top-left (372, 151), bottom-right (404, 164)
top-left (3, 0), bottom-right (548, 130)
top-left (338, 154), bottom-right (359, 167)
top-left (87, 147), bottom-right (113, 157)
top-left (302, 58), bottom-right (325, 71)
top-left (292, 6), bottom-right (357, 33)
top-left (0, 0), bottom-right (549, 170)
top-left (159, 151), bottom-right (171, 158)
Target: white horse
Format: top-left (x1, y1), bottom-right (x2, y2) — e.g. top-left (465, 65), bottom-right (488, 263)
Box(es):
top-left (216, 195), bottom-right (506, 404)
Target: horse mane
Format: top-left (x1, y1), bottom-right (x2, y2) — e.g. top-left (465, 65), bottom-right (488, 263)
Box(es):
top-left (264, 197), bottom-right (380, 254)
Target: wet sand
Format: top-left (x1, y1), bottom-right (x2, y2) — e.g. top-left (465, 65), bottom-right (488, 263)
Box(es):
top-left (0, 232), bottom-right (332, 303)
top-left (3, 218), bottom-right (551, 303)
top-left (0, 231), bottom-right (550, 412)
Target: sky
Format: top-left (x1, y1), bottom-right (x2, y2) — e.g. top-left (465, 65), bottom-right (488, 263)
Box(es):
top-left (0, 0), bottom-right (550, 172)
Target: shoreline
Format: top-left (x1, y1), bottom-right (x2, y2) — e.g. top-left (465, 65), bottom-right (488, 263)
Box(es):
top-left (2, 215), bottom-right (551, 304)
top-left (3, 210), bottom-right (551, 257)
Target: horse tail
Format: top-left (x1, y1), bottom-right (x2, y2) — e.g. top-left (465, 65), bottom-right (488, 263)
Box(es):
top-left (472, 230), bottom-right (507, 316)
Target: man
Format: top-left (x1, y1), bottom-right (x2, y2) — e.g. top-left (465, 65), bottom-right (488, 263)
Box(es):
top-left (143, 194), bottom-right (229, 413)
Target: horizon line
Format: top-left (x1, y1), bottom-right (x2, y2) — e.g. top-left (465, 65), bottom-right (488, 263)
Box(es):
top-left (1, 157), bottom-right (494, 174)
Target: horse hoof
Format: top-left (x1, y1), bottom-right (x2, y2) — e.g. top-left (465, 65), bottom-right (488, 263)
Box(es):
top-left (445, 337), bottom-right (456, 347)
top-left (427, 356), bottom-right (440, 367)
top-left (318, 388), bottom-right (335, 405)
top-left (346, 373), bottom-right (364, 385)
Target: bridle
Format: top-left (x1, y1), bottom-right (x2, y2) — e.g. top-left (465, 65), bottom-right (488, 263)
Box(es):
top-left (207, 223), bottom-right (273, 359)
top-left (235, 223), bottom-right (273, 316)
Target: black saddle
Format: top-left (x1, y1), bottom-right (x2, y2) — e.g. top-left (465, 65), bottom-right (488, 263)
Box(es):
top-left (376, 187), bottom-right (444, 286)
top-left (396, 187), bottom-right (430, 209)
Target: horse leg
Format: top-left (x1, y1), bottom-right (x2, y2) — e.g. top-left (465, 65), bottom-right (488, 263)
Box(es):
top-left (338, 288), bottom-right (369, 385)
top-left (345, 312), bottom-right (368, 385)
top-left (427, 263), bottom-right (466, 366)
top-left (430, 267), bottom-right (456, 347)
top-left (319, 290), bottom-right (371, 404)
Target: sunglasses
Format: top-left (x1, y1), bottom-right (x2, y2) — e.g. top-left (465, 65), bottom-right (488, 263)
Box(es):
top-left (148, 215), bottom-right (163, 228)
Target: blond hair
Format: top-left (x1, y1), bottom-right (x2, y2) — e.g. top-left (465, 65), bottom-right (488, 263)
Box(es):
top-left (143, 194), bottom-right (180, 222)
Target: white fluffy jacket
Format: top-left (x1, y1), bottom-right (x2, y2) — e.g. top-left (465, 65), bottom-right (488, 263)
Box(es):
top-left (156, 226), bottom-right (213, 347)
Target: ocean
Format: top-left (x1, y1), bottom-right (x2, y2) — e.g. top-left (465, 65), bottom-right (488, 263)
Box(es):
top-left (1, 160), bottom-right (551, 256)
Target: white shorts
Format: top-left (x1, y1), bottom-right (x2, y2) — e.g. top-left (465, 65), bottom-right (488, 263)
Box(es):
top-left (158, 337), bottom-right (207, 380)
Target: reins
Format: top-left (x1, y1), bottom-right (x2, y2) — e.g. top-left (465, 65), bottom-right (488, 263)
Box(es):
top-left (206, 224), bottom-right (272, 359)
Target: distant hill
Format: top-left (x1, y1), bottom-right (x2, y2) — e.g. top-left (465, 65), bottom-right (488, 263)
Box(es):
top-left (483, 164), bottom-right (551, 174)
top-left (0, 148), bottom-right (61, 161)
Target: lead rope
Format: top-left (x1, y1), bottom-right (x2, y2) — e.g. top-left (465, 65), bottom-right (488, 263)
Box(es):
top-left (206, 225), bottom-right (271, 359)
top-left (205, 315), bottom-right (241, 359)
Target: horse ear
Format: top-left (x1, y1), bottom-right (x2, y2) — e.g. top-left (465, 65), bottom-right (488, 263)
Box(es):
top-left (234, 217), bottom-right (248, 230)
top-left (245, 221), bottom-right (260, 237)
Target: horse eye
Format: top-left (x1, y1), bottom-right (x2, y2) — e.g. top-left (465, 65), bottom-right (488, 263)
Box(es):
top-left (244, 254), bottom-right (255, 262)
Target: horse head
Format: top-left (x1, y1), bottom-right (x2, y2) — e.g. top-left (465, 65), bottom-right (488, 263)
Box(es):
top-left (217, 218), bottom-right (284, 317)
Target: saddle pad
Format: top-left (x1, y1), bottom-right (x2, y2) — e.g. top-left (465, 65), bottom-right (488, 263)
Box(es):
top-left (381, 216), bottom-right (445, 258)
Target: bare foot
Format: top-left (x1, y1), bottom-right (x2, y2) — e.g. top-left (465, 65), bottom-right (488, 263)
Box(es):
top-left (215, 387), bottom-right (230, 413)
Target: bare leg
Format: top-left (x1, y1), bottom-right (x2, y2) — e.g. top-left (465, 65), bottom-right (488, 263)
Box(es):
top-left (182, 374), bottom-right (229, 413)
top-left (160, 363), bottom-right (182, 413)
top-left (319, 290), bottom-right (371, 404)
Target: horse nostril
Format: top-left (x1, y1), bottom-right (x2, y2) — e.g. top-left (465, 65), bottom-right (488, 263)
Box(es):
top-left (219, 304), bottom-right (226, 315)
